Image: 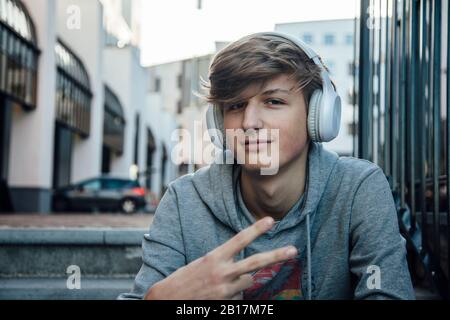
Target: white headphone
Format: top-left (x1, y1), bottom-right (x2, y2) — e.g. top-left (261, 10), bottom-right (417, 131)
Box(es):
top-left (206, 31), bottom-right (342, 149)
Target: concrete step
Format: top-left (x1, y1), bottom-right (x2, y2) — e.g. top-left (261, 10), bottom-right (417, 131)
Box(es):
top-left (0, 277), bottom-right (134, 300)
top-left (0, 228), bottom-right (147, 277)
top-left (2, 277), bottom-right (440, 300)
top-left (0, 228), bottom-right (145, 300)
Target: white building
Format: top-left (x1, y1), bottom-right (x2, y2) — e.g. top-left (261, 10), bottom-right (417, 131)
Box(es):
top-left (145, 60), bottom-right (181, 194)
top-left (2, 0), bottom-right (59, 212)
top-left (178, 54), bottom-right (215, 173)
top-left (0, 0), bottom-right (174, 212)
top-left (276, 19), bottom-right (356, 156)
top-left (146, 54), bottom-right (214, 177)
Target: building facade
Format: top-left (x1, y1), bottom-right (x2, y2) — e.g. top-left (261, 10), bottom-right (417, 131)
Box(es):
top-left (0, 0), bottom-right (176, 212)
top-left (147, 53), bottom-right (214, 177)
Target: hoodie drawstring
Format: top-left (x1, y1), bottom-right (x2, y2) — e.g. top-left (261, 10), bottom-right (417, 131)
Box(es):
top-left (306, 211), bottom-right (312, 300)
top-left (302, 152), bottom-right (312, 300)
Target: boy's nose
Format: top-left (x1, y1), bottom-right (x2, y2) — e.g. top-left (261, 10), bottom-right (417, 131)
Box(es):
top-left (242, 101), bottom-right (263, 131)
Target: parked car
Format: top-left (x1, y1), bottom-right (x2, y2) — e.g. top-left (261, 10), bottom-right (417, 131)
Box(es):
top-left (52, 176), bottom-right (147, 214)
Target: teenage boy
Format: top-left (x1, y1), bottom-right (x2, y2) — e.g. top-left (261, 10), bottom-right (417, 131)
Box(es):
top-left (119, 32), bottom-right (414, 300)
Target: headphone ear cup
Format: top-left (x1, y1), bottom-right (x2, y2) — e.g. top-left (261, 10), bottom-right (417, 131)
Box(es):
top-left (308, 90), bottom-right (322, 142)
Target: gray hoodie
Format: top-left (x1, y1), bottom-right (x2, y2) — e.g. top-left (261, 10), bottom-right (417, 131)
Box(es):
top-left (118, 142), bottom-right (415, 300)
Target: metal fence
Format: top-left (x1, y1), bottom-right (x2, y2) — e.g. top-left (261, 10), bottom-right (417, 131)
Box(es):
top-left (355, 0), bottom-right (449, 298)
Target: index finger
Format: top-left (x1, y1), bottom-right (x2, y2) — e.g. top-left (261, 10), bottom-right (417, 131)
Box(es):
top-left (215, 217), bottom-right (275, 259)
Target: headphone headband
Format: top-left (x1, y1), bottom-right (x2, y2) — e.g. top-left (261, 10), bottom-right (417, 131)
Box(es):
top-left (254, 32), bottom-right (331, 74)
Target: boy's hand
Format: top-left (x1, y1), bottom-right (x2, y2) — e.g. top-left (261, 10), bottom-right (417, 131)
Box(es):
top-left (144, 217), bottom-right (298, 300)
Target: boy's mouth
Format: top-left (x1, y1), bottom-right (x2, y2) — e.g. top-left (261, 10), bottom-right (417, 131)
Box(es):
top-left (244, 139), bottom-right (273, 145)
top-left (243, 139), bottom-right (273, 151)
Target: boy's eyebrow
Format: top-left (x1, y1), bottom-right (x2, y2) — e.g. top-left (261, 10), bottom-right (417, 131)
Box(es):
top-left (229, 88), bottom-right (292, 104)
top-left (260, 88), bottom-right (291, 96)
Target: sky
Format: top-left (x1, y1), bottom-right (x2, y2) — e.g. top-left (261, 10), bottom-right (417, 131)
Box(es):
top-left (140, 0), bottom-right (359, 66)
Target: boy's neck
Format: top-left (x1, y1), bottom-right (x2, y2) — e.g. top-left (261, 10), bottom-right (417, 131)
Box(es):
top-left (239, 142), bottom-right (310, 221)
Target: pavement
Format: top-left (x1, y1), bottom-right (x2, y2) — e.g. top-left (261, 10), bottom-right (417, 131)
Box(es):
top-left (0, 214), bottom-right (154, 229)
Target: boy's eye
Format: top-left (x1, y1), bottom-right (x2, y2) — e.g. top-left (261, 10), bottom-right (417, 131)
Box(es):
top-left (225, 99), bottom-right (284, 111)
top-left (266, 99), bottom-right (285, 105)
top-left (226, 102), bottom-right (245, 111)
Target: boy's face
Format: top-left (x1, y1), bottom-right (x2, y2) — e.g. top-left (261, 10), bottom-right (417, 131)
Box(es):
top-left (222, 74), bottom-right (309, 174)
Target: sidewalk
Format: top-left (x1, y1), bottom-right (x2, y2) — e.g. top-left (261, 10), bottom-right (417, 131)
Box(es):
top-left (0, 214), bottom-right (153, 229)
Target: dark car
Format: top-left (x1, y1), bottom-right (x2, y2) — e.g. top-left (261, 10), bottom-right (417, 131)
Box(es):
top-left (52, 176), bottom-right (147, 214)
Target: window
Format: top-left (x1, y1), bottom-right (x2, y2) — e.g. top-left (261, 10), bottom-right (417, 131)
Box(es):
top-left (347, 122), bottom-right (357, 136)
top-left (177, 74), bottom-right (182, 89)
top-left (347, 90), bottom-right (356, 105)
top-left (134, 114), bottom-right (140, 165)
top-left (154, 78), bottom-right (161, 92)
top-left (324, 34), bottom-right (335, 45)
top-left (0, 0), bottom-right (39, 109)
top-left (82, 179), bottom-right (101, 191)
top-left (345, 34), bottom-right (354, 45)
top-left (55, 40), bottom-right (92, 137)
top-left (103, 179), bottom-right (138, 190)
top-left (103, 85), bottom-right (125, 155)
top-left (302, 34), bottom-right (313, 44)
top-left (348, 62), bottom-right (355, 76)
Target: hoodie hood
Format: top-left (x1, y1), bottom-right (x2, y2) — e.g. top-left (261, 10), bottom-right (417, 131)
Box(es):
top-left (192, 142), bottom-right (339, 233)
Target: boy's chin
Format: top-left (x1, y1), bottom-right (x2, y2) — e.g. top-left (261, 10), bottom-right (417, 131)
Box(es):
top-left (239, 162), bottom-right (277, 174)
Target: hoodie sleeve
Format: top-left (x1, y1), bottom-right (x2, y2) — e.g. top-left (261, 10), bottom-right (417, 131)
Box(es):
top-left (349, 167), bottom-right (415, 300)
top-left (117, 185), bottom-right (186, 300)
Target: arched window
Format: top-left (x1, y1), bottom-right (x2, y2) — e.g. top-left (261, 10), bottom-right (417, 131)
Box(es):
top-left (103, 85), bottom-right (125, 155)
top-left (145, 128), bottom-right (156, 189)
top-left (0, 0), bottom-right (39, 109)
top-left (55, 39), bottom-right (92, 137)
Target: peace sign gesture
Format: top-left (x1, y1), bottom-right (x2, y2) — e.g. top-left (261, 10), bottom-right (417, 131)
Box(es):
top-left (145, 217), bottom-right (298, 300)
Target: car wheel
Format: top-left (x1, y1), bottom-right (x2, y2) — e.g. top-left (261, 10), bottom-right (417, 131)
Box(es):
top-left (120, 199), bottom-right (137, 214)
top-left (53, 197), bottom-right (68, 212)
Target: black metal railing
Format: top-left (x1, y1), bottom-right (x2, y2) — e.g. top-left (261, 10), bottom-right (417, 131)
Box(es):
top-left (355, 0), bottom-right (449, 298)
